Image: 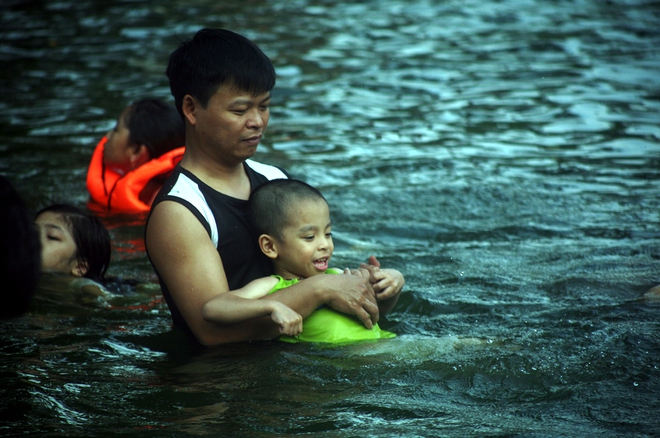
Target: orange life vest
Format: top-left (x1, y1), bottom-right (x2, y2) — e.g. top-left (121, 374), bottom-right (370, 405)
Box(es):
top-left (86, 136), bottom-right (184, 214)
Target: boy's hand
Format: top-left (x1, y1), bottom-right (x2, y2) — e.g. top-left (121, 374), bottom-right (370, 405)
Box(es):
top-left (270, 302), bottom-right (303, 336)
top-left (343, 255), bottom-right (404, 316)
top-left (360, 255), bottom-right (405, 316)
top-left (342, 254), bottom-right (381, 278)
top-left (370, 269), bottom-right (405, 301)
top-left (367, 254), bottom-right (381, 268)
top-left (346, 255), bottom-right (405, 301)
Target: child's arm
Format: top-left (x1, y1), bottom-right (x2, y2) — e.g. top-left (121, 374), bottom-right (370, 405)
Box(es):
top-left (202, 277), bottom-right (303, 336)
top-left (230, 276), bottom-right (280, 299)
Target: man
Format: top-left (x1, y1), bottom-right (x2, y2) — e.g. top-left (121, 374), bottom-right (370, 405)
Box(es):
top-left (146, 28), bottom-right (392, 346)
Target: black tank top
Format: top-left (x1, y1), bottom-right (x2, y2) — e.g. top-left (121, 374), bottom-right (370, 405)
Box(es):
top-left (146, 160), bottom-right (289, 335)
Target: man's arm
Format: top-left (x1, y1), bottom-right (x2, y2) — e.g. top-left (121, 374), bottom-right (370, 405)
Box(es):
top-left (267, 274), bottom-right (380, 329)
top-left (146, 201), bottom-right (379, 346)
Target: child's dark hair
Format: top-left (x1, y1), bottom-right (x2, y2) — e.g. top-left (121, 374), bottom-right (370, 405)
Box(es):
top-left (123, 98), bottom-right (185, 159)
top-left (36, 204), bottom-right (111, 283)
top-left (0, 175), bottom-right (41, 318)
top-left (166, 28), bottom-right (276, 119)
top-left (248, 179), bottom-right (327, 241)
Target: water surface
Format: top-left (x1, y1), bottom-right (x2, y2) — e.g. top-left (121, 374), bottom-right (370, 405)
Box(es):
top-left (1, 0), bottom-right (659, 436)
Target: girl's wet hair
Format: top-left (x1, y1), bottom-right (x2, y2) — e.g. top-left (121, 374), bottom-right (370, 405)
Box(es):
top-left (123, 98), bottom-right (185, 159)
top-left (166, 28), bottom-right (276, 119)
top-left (248, 179), bottom-right (327, 241)
top-left (36, 204), bottom-right (111, 283)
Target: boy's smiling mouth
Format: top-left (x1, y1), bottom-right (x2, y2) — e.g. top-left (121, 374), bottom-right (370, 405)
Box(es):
top-left (313, 257), bottom-right (329, 271)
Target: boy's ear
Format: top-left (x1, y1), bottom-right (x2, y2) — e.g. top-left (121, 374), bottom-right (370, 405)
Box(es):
top-left (258, 234), bottom-right (278, 259)
top-left (182, 94), bottom-right (197, 126)
top-left (129, 144), bottom-right (150, 169)
top-left (70, 259), bottom-right (89, 278)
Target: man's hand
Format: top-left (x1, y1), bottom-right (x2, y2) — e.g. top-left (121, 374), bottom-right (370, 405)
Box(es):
top-left (316, 274), bottom-right (379, 329)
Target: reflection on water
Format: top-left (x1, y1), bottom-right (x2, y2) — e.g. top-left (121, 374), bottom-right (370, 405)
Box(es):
top-left (1, 0), bottom-right (660, 436)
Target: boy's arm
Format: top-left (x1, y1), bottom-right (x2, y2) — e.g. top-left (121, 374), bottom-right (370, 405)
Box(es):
top-left (230, 276), bottom-right (279, 299)
top-left (201, 276), bottom-right (279, 323)
top-left (146, 201), bottom-right (379, 346)
top-left (202, 277), bottom-right (302, 336)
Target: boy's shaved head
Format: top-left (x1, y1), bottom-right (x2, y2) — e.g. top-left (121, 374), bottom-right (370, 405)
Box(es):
top-left (248, 179), bottom-right (327, 241)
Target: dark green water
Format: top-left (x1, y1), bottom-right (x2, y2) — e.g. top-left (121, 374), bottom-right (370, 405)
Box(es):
top-left (1, 0), bottom-right (659, 436)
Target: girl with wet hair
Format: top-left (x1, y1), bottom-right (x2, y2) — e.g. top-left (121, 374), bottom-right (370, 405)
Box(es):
top-left (34, 204), bottom-right (111, 283)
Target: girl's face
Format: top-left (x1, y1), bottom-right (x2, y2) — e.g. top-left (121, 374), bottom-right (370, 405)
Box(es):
top-left (34, 211), bottom-right (81, 276)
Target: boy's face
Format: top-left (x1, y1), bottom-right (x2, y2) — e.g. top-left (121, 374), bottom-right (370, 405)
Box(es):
top-left (104, 108), bottom-right (134, 174)
top-left (34, 211), bottom-right (80, 276)
top-left (273, 199), bottom-right (333, 279)
top-left (190, 83), bottom-right (271, 165)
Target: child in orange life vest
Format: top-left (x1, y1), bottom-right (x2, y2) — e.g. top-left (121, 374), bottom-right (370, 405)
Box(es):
top-left (86, 99), bottom-right (185, 214)
top-left (202, 179), bottom-right (404, 344)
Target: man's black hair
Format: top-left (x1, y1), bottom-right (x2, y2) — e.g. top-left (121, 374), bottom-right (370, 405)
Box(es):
top-left (166, 28), bottom-right (276, 119)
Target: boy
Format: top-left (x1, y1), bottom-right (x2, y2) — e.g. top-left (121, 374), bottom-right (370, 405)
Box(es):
top-left (202, 179), bottom-right (404, 344)
top-left (86, 98), bottom-right (185, 213)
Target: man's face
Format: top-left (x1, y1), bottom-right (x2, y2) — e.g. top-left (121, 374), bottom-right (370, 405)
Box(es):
top-left (191, 83), bottom-right (271, 166)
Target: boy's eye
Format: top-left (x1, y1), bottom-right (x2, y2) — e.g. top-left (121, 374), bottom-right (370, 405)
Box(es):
top-left (47, 234), bottom-right (61, 241)
top-left (326, 232), bottom-right (333, 238)
top-left (303, 235), bottom-right (314, 241)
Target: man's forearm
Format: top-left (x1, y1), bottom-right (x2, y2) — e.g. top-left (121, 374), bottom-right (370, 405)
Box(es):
top-left (269, 274), bottom-right (380, 329)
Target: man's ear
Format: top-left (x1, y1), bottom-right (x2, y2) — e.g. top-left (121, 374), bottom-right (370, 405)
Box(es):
top-left (70, 259), bottom-right (89, 278)
top-left (259, 234), bottom-right (278, 259)
top-left (182, 94), bottom-right (197, 126)
top-left (129, 144), bottom-right (150, 170)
